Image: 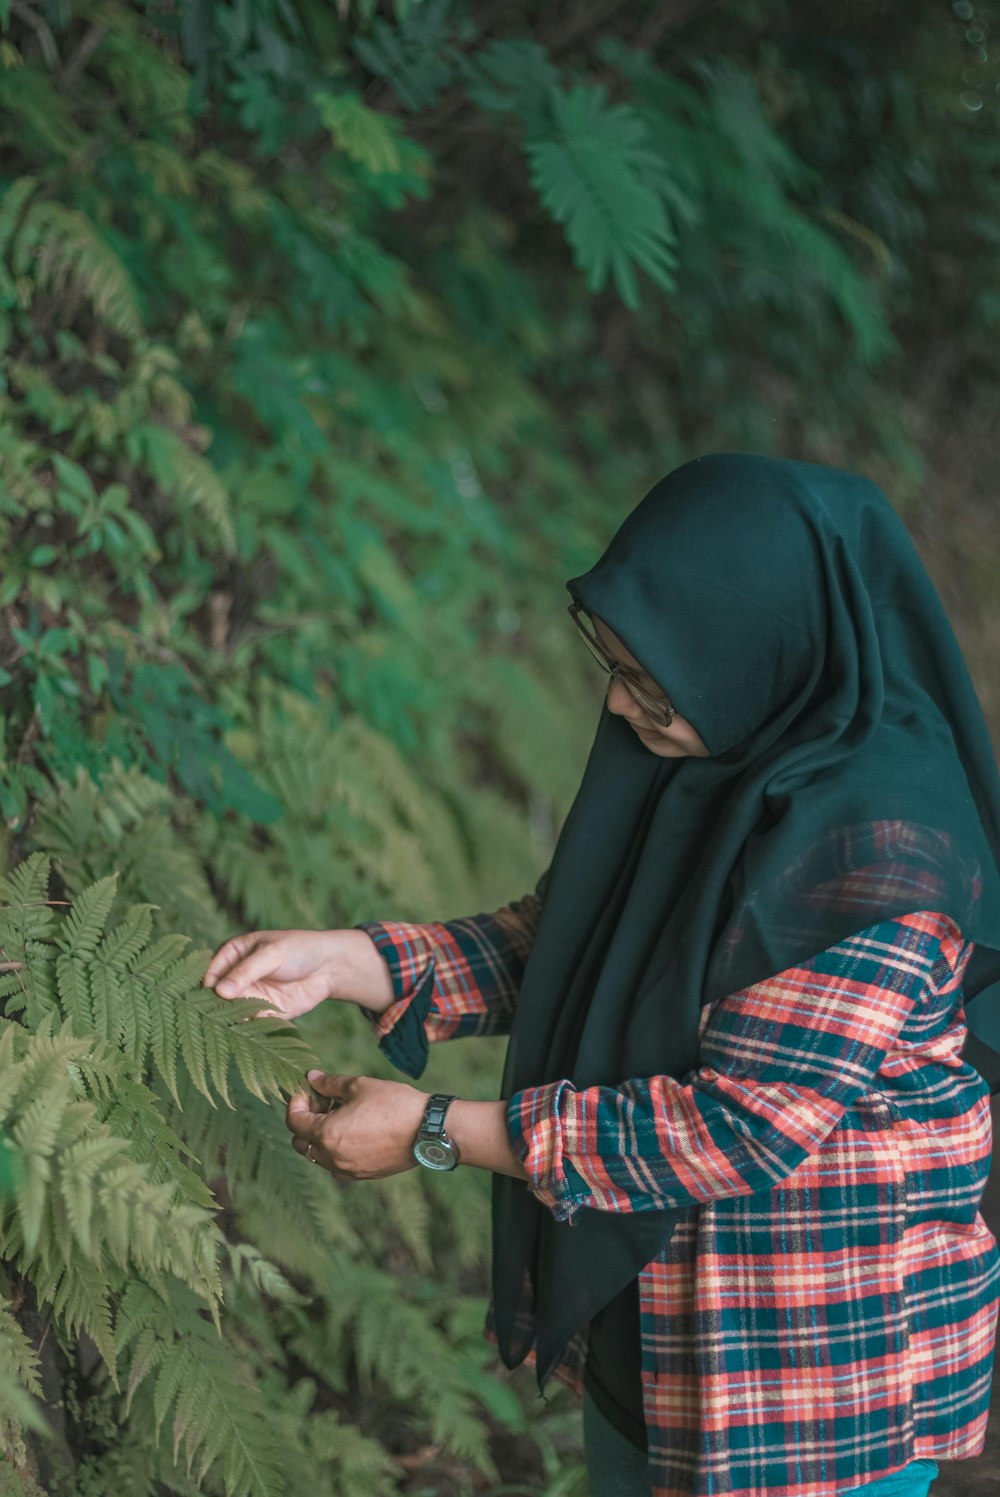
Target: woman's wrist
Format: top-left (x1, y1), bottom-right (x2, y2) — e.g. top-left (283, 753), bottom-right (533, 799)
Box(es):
top-left (445, 1100), bottom-right (530, 1181)
top-left (324, 929), bottom-right (396, 1012)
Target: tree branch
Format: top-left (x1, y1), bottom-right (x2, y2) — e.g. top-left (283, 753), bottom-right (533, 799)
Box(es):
top-left (11, 0), bottom-right (60, 69)
top-left (59, 22), bottom-right (107, 91)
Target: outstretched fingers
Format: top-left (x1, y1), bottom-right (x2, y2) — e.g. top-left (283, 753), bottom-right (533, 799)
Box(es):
top-left (204, 933), bottom-right (279, 996)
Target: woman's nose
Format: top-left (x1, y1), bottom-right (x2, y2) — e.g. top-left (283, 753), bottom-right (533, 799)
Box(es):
top-left (606, 676), bottom-right (642, 719)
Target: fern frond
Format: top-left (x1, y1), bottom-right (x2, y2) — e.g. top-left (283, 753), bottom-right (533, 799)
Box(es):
top-left (55, 952), bottom-right (92, 1033)
top-left (372, 1169), bottom-right (432, 1272)
top-left (171, 1069), bottom-right (361, 1271)
top-left (0, 1296), bottom-right (46, 1463)
top-left (132, 140), bottom-right (196, 199)
top-left (100, 3), bottom-right (191, 125)
top-left (351, 0), bottom-right (458, 111)
top-left (224, 1241), bottom-right (309, 1304)
top-left (147, 996), bottom-right (180, 1108)
top-left (49, 1254), bottom-right (118, 1377)
top-left (220, 1000), bottom-right (314, 1106)
top-left (323, 1256), bottom-right (497, 1478)
top-left (0, 67), bottom-right (88, 159)
top-left (59, 1132), bottom-right (130, 1259)
top-left (0, 175), bottom-right (38, 262)
top-left (0, 851), bottom-right (51, 911)
top-left (11, 200), bottom-right (143, 339)
top-left (97, 904), bottom-right (157, 969)
top-left (0, 1299), bottom-right (43, 1404)
top-left (462, 38), bottom-right (561, 132)
top-left (32, 763), bottom-right (228, 951)
top-left (304, 1407), bottom-right (401, 1495)
top-left (145, 1326), bottom-right (285, 1496)
top-left (526, 83), bottom-right (679, 309)
top-left (313, 88), bottom-right (403, 174)
top-left (57, 873), bottom-right (119, 960)
top-left (134, 423), bottom-right (236, 554)
top-left (0, 1018), bottom-right (223, 1337)
top-left (98, 1074), bottom-right (216, 1214)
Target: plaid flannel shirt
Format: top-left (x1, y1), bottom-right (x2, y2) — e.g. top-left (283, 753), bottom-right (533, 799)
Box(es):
top-left (354, 893), bottom-right (1000, 1497)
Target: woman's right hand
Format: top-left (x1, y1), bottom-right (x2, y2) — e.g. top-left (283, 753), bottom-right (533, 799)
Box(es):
top-left (202, 928), bottom-right (394, 1023)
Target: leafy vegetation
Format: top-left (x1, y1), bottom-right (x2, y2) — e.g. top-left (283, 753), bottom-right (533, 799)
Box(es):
top-left (0, 1), bottom-right (998, 1492)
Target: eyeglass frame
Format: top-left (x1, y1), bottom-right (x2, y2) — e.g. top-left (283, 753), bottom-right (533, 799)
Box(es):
top-left (567, 601), bottom-right (677, 727)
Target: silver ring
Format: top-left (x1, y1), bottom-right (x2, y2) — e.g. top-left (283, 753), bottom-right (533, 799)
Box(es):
top-left (307, 1141), bottom-right (320, 1165)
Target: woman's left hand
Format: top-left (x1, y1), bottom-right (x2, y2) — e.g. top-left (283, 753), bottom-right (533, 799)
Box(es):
top-left (286, 1068), bottom-right (429, 1180)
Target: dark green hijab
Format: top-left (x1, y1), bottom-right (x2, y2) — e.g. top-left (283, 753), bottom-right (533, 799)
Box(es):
top-left (491, 452), bottom-right (1000, 1396)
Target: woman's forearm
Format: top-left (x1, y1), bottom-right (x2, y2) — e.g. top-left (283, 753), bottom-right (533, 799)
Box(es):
top-left (446, 1100), bottom-right (530, 1181)
top-left (331, 933), bottom-right (529, 1180)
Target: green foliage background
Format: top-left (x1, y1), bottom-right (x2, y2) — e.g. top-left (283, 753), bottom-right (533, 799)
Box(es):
top-left (0, 1), bottom-right (998, 1493)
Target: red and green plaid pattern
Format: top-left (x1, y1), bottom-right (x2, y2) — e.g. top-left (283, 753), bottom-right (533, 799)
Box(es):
top-left (355, 890), bottom-right (542, 1073)
top-left (355, 902), bottom-right (1000, 1497)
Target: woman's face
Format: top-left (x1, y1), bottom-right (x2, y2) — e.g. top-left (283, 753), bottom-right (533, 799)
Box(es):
top-left (589, 614), bottom-right (710, 758)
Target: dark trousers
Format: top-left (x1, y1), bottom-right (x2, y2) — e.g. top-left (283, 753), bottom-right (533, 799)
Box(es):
top-left (582, 1389), bottom-right (940, 1497)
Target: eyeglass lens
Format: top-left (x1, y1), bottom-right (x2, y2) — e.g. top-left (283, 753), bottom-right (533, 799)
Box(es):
top-left (569, 606), bottom-right (674, 726)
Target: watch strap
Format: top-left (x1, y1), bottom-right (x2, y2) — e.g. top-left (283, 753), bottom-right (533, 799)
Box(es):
top-left (419, 1092), bottom-right (458, 1137)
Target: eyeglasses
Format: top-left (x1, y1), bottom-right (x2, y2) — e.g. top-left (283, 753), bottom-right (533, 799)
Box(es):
top-left (567, 602), bottom-right (677, 727)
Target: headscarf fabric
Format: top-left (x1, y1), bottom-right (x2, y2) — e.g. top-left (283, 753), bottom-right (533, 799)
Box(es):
top-left (490, 452), bottom-right (1000, 1395)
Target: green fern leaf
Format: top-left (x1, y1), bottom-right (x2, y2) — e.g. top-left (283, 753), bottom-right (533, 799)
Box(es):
top-left (97, 904), bottom-right (157, 968)
top-left (49, 1255), bottom-right (118, 1381)
top-left (374, 1171), bottom-right (432, 1273)
top-left (0, 851), bottom-right (51, 910)
top-left (88, 961), bottom-right (122, 1049)
top-left (58, 874), bottom-right (119, 961)
top-left (124, 1321), bottom-right (168, 1412)
top-left (152, 1342), bottom-right (190, 1447)
top-left (0, 974), bottom-right (27, 1003)
top-left (0, 1299), bottom-right (43, 1402)
top-left (176, 997), bottom-right (212, 1107)
top-left (198, 1000), bottom-right (234, 1107)
top-left (158, 946), bottom-right (214, 993)
top-left (59, 1133), bottom-right (129, 1259)
top-left (114, 1277), bottom-right (169, 1359)
top-left (148, 1001), bottom-right (180, 1109)
top-left (129, 932), bottom-right (194, 979)
top-left (0, 176), bottom-right (39, 261)
top-left (12, 200), bottom-right (143, 339)
top-left (526, 83), bottom-right (678, 309)
top-left (0, 1294), bottom-right (46, 1464)
top-left (305, 1407), bottom-right (401, 1490)
top-left (10, 1092), bottom-right (68, 1255)
top-left (172, 1356), bottom-right (212, 1467)
top-left (224, 1241), bottom-right (309, 1304)
top-left (55, 953), bottom-right (92, 1032)
top-left (118, 985), bottom-right (143, 1069)
top-left (132, 423), bottom-right (236, 554)
top-left (219, 1002), bottom-right (315, 1106)
top-left (351, 0), bottom-right (458, 111)
top-left (312, 89), bottom-right (403, 174)
top-left (462, 38), bottom-right (561, 133)
top-left (12, 1085), bottom-right (68, 1163)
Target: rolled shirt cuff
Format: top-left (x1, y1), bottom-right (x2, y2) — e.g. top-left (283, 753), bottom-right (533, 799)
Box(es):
top-left (505, 1079), bottom-right (595, 1224)
top-left (352, 922), bottom-right (437, 1081)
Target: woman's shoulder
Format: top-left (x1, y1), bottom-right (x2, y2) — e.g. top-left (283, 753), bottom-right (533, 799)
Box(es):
top-left (842, 909), bottom-right (970, 988)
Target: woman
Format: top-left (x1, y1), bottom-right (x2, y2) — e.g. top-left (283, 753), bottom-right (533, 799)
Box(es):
top-left (204, 453), bottom-right (1000, 1497)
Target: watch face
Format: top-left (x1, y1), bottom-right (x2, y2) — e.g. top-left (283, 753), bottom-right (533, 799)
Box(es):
top-left (413, 1137), bottom-right (458, 1171)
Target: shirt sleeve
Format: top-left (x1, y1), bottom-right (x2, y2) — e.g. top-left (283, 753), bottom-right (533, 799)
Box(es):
top-left (505, 909), bottom-right (963, 1225)
top-left (352, 890), bottom-right (543, 1080)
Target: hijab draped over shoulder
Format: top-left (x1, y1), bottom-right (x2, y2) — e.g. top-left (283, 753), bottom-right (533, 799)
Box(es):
top-left (490, 452), bottom-right (1000, 1395)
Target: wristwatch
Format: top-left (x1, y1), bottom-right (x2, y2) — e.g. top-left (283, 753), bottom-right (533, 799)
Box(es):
top-left (412, 1092), bottom-right (461, 1171)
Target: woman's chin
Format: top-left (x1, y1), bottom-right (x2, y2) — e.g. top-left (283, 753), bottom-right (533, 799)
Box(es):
top-left (625, 719), bottom-right (705, 756)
